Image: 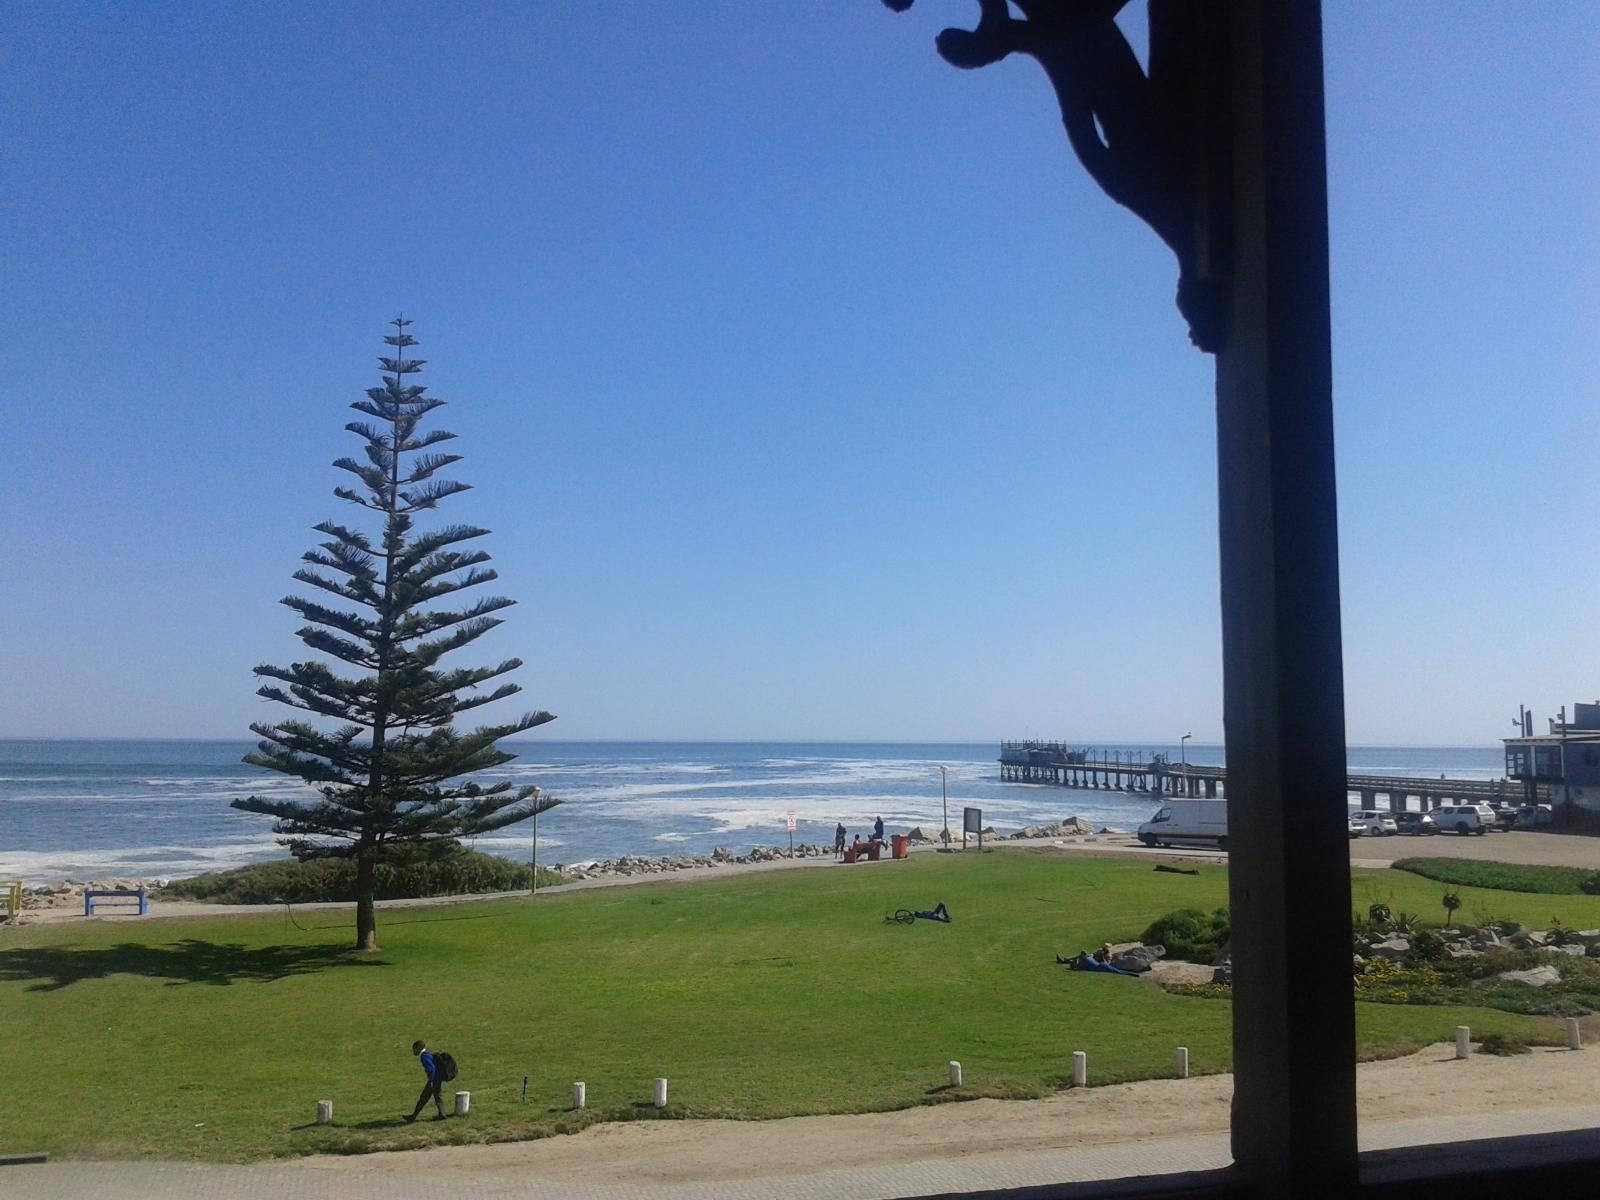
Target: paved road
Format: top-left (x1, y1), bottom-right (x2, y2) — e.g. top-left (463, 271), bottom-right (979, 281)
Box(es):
top-left (8, 1109), bottom-right (1599, 1199)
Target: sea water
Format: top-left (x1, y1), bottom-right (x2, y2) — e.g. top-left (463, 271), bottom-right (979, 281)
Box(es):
top-left (0, 739), bottom-right (1506, 885)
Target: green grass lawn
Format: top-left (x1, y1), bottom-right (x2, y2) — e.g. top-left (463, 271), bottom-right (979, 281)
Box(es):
top-left (3, 851), bottom-right (1594, 1163)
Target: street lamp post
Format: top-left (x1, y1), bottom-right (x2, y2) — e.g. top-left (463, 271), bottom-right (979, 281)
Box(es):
top-left (938, 765), bottom-right (950, 846)
top-left (1181, 733), bottom-right (1193, 769)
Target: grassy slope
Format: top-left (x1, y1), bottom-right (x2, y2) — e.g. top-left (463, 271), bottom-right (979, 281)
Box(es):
top-left (3, 852), bottom-right (1595, 1162)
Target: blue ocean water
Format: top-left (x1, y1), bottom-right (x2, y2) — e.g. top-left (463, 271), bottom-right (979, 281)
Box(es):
top-left (0, 739), bottom-right (1507, 885)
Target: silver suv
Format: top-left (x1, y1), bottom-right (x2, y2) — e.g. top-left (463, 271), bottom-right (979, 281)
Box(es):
top-left (1435, 804), bottom-right (1496, 836)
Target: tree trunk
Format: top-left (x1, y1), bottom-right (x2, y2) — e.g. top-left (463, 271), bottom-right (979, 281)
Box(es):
top-left (355, 856), bottom-right (379, 951)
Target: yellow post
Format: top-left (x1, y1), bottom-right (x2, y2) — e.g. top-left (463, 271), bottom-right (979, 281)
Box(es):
top-left (3, 881), bottom-right (20, 919)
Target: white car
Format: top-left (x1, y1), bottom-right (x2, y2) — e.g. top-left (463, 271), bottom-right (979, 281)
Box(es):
top-left (1435, 803), bottom-right (1497, 836)
top-left (1350, 810), bottom-right (1398, 836)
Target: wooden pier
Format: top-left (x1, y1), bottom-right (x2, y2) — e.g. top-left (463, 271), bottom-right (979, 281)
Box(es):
top-left (999, 740), bottom-right (1538, 811)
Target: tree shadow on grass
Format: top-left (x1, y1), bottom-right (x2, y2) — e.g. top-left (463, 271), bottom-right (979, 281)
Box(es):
top-left (0, 939), bottom-right (388, 992)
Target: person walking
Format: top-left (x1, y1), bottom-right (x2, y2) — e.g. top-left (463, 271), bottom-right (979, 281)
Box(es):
top-left (834, 822), bottom-right (847, 859)
top-left (406, 1039), bottom-right (450, 1122)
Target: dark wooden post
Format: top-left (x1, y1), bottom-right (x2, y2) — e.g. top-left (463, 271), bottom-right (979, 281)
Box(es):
top-left (885, 3), bottom-right (1356, 1189)
top-left (1214, 3), bottom-right (1356, 1192)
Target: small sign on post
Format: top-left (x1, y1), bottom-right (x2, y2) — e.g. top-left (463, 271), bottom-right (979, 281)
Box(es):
top-left (963, 806), bottom-right (983, 850)
top-left (786, 810), bottom-right (796, 857)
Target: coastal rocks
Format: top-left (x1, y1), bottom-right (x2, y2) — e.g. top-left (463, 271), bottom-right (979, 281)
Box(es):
top-left (1546, 943), bottom-right (1588, 958)
top-left (711, 847), bottom-right (733, 863)
top-left (1009, 818), bottom-right (1093, 841)
top-left (20, 879), bottom-right (165, 912)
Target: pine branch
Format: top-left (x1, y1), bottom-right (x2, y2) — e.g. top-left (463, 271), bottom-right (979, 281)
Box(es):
top-left (399, 479), bottom-right (472, 511)
top-left (280, 596), bottom-right (376, 640)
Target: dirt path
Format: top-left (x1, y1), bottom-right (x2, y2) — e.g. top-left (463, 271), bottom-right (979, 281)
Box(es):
top-left (292, 1043), bottom-right (1600, 1188)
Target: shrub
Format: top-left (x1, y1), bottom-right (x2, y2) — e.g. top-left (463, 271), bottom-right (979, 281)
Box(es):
top-left (1408, 929), bottom-right (1447, 964)
top-left (1141, 907), bottom-right (1231, 962)
top-left (1478, 1032), bottom-right (1532, 1056)
top-left (1394, 858), bottom-right (1597, 896)
top-left (1582, 872), bottom-right (1600, 896)
top-left (164, 849), bottom-right (564, 904)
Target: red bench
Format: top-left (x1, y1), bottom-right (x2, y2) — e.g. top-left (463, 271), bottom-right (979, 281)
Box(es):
top-left (842, 840), bottom-right (883, 864)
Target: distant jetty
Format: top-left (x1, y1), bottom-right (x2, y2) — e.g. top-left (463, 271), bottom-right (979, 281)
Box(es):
top-left (999, 740), bottom-right (1539, 811)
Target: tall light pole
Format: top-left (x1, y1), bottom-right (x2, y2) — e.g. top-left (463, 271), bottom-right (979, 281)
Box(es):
top-left (937, 764), bottom-right (950, 846)
top-left (1181, 733), bottom-right (1193, 769)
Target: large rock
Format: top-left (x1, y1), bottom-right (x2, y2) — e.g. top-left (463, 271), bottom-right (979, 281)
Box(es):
top-left (711, 846), bottom-right (732, 862)
top-left (1369, 938), bottom-right (1411, 961)
top-left (1109, 944), bottom-right (1167, 973)
top-left (1546, 943), bottom-right (1588, 958)
top-left (1481, 965), bottom-right (1562, 988)
top-left (1060, 816), bottom-right (1093, 835)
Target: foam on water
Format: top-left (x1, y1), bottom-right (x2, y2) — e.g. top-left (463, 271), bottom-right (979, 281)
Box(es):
top-left (0, 739), bottom-right (1506, 884)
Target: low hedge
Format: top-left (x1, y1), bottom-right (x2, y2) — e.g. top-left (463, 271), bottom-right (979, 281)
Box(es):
top-left (1392, 858), bottom-right (1600, 896)
top-left (164, 848), bottom-right (565, 904)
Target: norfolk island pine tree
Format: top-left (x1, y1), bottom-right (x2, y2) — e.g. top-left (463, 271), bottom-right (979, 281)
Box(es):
top-left (233, 317), bottom-right (558, 951)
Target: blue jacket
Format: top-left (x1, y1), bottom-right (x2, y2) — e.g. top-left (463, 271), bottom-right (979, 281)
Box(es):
top-left (419, 1050), bottom-right (437, 1081)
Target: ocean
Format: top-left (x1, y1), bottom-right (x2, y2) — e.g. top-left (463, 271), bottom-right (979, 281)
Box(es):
top-left (0, 739), bottom-right (1508, 885)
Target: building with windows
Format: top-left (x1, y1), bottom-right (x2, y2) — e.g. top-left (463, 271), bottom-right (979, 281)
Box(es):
top-left (1503, 701), bottom-right (1600, 828)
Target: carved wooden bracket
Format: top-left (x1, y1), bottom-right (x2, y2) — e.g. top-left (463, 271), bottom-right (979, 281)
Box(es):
top-left (885, 0), bottom-right (1232, 353)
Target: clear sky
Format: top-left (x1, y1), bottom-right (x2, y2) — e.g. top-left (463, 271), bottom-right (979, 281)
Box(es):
top-left (3, 2), bottom-right (1596, 745)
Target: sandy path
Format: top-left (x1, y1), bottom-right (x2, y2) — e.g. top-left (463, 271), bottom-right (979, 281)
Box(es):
top-left (292, 1043), bottom-right (1600, 1188)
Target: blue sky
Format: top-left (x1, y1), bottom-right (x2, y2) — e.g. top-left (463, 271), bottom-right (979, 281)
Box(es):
top-left (3, 2), bottom-right (1595, 745)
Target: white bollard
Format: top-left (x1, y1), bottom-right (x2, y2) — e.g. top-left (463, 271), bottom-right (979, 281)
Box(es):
top-left (1072, 1051), bottom-right (1087, 1087)
top-left (1175, 1047), bottom-right (1189, 1079)
top-left (573, 1081), bottom-right (587, 1109)
top-left (948, 1061), bottom-right (962, 1087)
top-left (315, 1100), bottom-right (333, 1125)
top-left (653, 1077), bottom-right (669, 1108)
top-left (1455, 1026), bottom-right (1471, 1060)
top-left (1567, 1018), bottom-right (1582, 1051)
top-left (454, 1091), bottom-right (471, 1116)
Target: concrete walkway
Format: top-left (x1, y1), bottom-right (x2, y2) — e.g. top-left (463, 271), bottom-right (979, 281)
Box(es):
top-left (9, 1108), bottom-right (1599, 1200)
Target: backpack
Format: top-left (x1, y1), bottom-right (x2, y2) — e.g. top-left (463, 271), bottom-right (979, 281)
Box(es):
top-left (434, 1051), bottom-right (459, 1082)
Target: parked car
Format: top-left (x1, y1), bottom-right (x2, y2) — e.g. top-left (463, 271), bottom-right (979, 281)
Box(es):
top-left (1435, 803), bottom-right (1497, 835)
top-left (1350, 810), bottom-right (1399, 836)
top-left (1392, 812), bottom-right (1439, 835)
top-left (1516, 803), bottom-right (1555, 828)
top-left (1347, 814), bottom-right (1367, 839)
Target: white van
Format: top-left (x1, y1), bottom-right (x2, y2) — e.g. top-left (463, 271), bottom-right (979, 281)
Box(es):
top-left (1138, 800), bottom-right (1228, 850)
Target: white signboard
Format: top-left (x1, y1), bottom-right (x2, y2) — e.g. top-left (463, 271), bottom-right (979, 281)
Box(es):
top-left (785, 810), bottom-right (797, 833)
